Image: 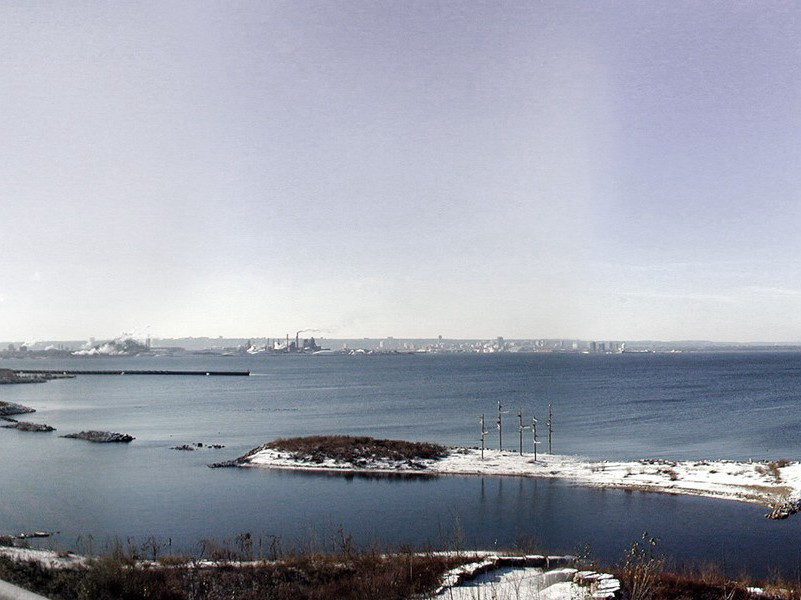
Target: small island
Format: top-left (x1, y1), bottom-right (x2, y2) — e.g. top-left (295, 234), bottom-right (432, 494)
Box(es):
top-left (2, 420), bottom-right (55, 432)
top-left (0, 401), bottom-right (36, 417)
top-left (213, 435), bottom-right (801, 520)
top-left (61, 430), bottom-right (135, 443)
top-left (210, 435), bottom-right (448, 469)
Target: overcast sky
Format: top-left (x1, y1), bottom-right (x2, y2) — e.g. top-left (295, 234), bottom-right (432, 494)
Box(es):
top-left (2, 1), bottom-right (801, 342)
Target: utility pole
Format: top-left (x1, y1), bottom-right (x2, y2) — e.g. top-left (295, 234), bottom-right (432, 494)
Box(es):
top-left (531, 416), bottom-right (539, 461)
top-left (497, 400), bottom-right (503, 451)
top-left (480, 414), bottom-right (490, 460)
top-left (547, 403), bottom-right (553, 454)
top-left (518, 408), bottom-right (524, 456)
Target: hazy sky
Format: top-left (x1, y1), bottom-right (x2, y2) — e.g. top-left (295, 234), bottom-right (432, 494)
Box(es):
top-left (2, 1), bottom-right (801, 342)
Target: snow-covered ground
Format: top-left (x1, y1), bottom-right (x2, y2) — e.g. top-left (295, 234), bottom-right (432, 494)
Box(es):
top-left (0, 546), bottom-right (88, 569)
top-left (432, 559), bottom-right (622, 600)
top-left (439, 566), bottom-right (585, 600)
top-left (243, 448), bottom-right (801, 516)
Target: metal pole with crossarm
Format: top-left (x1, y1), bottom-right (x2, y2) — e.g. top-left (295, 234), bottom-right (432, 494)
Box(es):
top-left (480, 414), bottom-right (490, 460)
top-left (497, 400), bottom-right (503, 451)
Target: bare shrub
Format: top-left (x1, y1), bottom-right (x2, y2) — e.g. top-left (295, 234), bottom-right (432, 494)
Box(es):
top-left (620, 533), bottom-right (664, 600)
top-left (660, 468), bottom-right (679, 481)
top-left (757, 460), bottom-right (790, 483)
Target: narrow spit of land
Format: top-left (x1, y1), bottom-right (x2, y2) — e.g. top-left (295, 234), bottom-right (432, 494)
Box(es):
top-left (12, 369), bottom-right (251, 377)
top-left (214, 436), bottom-right (801, 519)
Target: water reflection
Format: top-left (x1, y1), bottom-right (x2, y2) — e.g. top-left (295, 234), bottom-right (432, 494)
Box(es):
top-left (267, 469), bottom-right (801, 578)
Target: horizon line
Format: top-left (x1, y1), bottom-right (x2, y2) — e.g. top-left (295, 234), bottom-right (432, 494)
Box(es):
top-left (6, 335), bottom-right (801, 347)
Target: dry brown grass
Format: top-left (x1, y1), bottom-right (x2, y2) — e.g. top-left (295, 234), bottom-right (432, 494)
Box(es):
top-left (641, 571), bottom-right (754, 600)
top-left (632, 563), bottom-right (801, 600)
top-left (614, 534), bottom-right (801, 600)
top-left (756, 459), bottom-right (791, 483)
top-left (0, 546), bottom-right (468, 600)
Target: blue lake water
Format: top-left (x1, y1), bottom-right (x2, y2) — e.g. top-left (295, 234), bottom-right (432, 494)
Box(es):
top-left (2, 352), bottom-right (801, 577)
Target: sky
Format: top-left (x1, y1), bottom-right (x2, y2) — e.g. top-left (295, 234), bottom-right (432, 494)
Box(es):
top-left (2, 1), bottom-right (801, 342)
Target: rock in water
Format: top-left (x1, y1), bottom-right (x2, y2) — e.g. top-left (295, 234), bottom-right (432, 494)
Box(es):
top-left (62, 430), bottom-right (135, 443)
top-left (766, 500), bottom-right (800, 519)
top-left (2, 421), bottom-right (55, 432)
top-left (208, 459), bottom-right (242, 468)
top-left (0, 402), bottom-right (36, 416)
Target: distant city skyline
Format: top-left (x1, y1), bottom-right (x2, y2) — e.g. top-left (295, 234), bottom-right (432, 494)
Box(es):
top-left (7, 333), bottom-right (801, 351)
top-left (3, 2), bottom-right (801, 343)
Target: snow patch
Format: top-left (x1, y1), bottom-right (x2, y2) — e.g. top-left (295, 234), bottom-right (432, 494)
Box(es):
top-left (433, 557), bottom-right (622, 600)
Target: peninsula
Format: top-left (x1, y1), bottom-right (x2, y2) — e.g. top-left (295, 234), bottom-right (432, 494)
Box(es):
top-left (215, 436), bottom-right (801, 519)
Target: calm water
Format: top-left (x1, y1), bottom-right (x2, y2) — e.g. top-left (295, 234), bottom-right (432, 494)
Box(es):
top-left (2, 352), bottom-right (801, 576)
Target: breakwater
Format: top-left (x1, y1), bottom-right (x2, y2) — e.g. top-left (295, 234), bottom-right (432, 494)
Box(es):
top-left (15, 369), bottom-right (250, 377)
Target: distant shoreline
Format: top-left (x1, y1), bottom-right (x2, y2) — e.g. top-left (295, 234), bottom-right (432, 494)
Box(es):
top-left (7, 337), bottom-right (801, 358)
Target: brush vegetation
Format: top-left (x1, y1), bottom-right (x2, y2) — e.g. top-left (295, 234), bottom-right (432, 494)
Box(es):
top-left (3, 533), bottom-right (801, 600)
top-left (0, 544), bottom-right (466, 600)
top-left (257, 435), bottom-right (450, 464)
top-left (613, 562), bottom-right (794, 600)
top-left (614, 533), bottom-right (797, 600)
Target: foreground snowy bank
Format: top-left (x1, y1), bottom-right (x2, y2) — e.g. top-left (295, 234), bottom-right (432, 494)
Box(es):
top-left (0, 546), bottom-right (618, 600)
top-left (223, 437), bottom-right (801, 518)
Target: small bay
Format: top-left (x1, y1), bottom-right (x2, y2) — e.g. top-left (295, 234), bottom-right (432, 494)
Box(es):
top-left (2, 352), bottom-right (801, 577)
